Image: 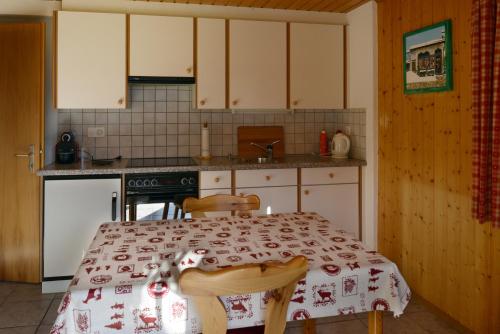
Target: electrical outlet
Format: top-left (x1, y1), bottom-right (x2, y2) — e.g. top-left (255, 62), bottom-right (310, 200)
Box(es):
top-left (87, 127), bottom-right (105, 138)
top-left (344, 126), bottom-right (352, 136)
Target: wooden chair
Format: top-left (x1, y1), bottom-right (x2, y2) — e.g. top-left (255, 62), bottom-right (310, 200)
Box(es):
top-left (182, 194), bottom-right (261, 218)
top-left (179, 256), bottom-right (308, 334)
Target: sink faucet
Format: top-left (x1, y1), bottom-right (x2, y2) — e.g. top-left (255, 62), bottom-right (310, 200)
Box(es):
top-left (250, 140), bottom-right (280, 159)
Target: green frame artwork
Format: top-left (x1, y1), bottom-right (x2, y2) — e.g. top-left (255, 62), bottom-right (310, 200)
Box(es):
top-left (403, 19), bottom-right (453, 94)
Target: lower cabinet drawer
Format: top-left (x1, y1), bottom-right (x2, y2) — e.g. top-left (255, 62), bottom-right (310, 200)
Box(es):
top-left (200, 170), bottom-right (232, 189)
top-left (237, 186), bottom-right (297, 215)
top-left (301, 167), bottom-right (358, 185)
top-left (235, 168), bottom-right (297, 188)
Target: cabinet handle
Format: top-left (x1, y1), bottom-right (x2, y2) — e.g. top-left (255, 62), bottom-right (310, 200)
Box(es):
top-left (266, 175), bottom-right (271, 181)
top-left (118, 97), bottom-right (124, 105)
top-left (186, 66), bottom-right (192, 74)
top-left (200, 98), bottom-right (207, 106)
top-left (329, 173), bottom-right (334, 178)
top-left (304, 190), bottom-right (310, 195)
top-left (111, 192), bottom-right (118, 221)
top-left (232, 99), bottom-right (239, 106)
top-left (240, 192), bottom-right (245, 197)
top-left (214, 177), bottom-right (220, 183)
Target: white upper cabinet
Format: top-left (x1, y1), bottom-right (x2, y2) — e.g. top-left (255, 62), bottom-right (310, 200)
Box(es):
top-left (290, 23), bottom-right (344, 109)
top-left (55, 11), bottom-right (126, 109)
top-left (196, 18), bottom-right (226, 109)
top-left (129, 15), bottom-right (194, 77)
top-left (229, 20), bottom-right (287, 109)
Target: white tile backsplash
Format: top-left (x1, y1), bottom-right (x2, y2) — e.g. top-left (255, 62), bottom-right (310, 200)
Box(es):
top-left (56, 84), bottom-right (366, 160)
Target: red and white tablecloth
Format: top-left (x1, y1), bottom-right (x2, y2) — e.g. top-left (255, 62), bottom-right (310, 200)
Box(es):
top-left (51, 212), bottom-right (410, 334)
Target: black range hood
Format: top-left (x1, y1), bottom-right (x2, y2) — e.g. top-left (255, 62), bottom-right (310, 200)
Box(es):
top-left (128, 76), bottom-right (195, 85)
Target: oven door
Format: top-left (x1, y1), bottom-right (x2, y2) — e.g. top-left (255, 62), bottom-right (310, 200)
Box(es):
top-left (125, 189), bottom-right (198, 221)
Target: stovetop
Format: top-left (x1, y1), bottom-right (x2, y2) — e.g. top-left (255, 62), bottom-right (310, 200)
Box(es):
top-left (126, 157), bottom-right (196, 168)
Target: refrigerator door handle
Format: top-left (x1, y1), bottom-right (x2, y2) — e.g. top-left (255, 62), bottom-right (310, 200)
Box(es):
top-left (111, 192), bottom-right (118, 221)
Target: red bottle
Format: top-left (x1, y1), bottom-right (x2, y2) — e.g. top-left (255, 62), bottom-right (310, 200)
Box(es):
top-left (319, 130), bottom-right (328, 156)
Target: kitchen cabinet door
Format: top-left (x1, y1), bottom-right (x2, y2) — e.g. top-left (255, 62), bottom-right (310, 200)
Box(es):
top-left (196, 18), bottom-right (225, 109)
top-left (237, 186), bottom-right (297, 215)
top-left (55, 11), bottom-right (126, 109)
top-left (229, 20), bottom-right (286, 109)
top-left (290, 23), bottom-right (343, 109)
top-left (43, 177), bottom-right (121, 292)
top-left (130, 15), bottom-right (194, 78)
top-left (301, 184), bottom-right (358, 237)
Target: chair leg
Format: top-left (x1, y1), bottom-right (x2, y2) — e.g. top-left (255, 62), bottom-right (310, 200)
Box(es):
top-left (129, 204), bottom-right (137, 221)
top-left (180, 210), bottom-right (185, 219)
top-left (368, 311), bottom-right (383, 334)
top-left (303, 319), bottom-right (316, 334)
top-left (162, 202), bottom-right (170, 220)
top-left (174, 206), bottom-right (179, 220)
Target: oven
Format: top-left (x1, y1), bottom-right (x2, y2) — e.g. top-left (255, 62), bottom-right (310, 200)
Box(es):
top-left (124, 159), bottom-right (199, 221)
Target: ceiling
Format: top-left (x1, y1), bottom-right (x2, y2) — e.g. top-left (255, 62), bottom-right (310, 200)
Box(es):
top-left (133, 0), bottom-right (370, 13)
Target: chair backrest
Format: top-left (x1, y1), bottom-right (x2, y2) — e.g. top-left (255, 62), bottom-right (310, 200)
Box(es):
top-left (180, 256), bottom-right (308, 334)
top-left (182, 194), bottom-right (260, 217)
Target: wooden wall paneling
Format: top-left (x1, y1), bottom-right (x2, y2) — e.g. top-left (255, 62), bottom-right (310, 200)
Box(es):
top-left (455, 0), bottom-right (476, 325)
top-left (378, 0), bottom-right (500, 332)
top-left (377, 0), bottom-right (391, 258)
top-left (493, 230), bottom-right (500, 331)
top-left (389, 0), bottom-right (403, 269)
top-left (418, 0), bottom-right (436, 302)
top-left (444, 0), bottom-right (463, 321)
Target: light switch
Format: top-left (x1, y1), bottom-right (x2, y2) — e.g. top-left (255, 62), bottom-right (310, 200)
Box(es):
top-left (88, 127), bottom-right (105, 138)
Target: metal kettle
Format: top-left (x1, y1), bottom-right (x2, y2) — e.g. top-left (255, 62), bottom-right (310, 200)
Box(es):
top-left (331, 131), bottom-right (350, 159)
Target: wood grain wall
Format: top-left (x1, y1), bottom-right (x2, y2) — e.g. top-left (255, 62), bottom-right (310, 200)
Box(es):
top-left (377, 0), bottom-right (500, 332)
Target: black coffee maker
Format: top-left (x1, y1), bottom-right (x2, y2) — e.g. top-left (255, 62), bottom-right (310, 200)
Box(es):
top-left (56, 131), bottom-right (78, 164)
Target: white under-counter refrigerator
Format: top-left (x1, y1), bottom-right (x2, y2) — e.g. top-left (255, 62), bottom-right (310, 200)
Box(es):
top-left (43, 175), bottom-right (121, 293)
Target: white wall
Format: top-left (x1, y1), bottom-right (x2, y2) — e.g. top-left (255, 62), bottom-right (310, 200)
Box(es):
top-left (346, 1), bottom-right (378, 249)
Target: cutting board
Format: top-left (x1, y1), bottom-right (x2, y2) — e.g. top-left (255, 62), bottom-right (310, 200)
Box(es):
top-left (237, 126), bottom-right (285, 158)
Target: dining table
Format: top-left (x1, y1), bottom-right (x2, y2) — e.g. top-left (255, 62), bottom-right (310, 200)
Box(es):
top-left (50, 212), bottom-right (411, 334)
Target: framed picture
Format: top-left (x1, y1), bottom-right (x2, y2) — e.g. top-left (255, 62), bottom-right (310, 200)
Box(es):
top-left (403, 19), bottom-right (452, 94)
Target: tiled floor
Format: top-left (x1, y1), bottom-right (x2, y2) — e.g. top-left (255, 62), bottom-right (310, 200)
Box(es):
top-left (0, 281), bottom-right (466, 334)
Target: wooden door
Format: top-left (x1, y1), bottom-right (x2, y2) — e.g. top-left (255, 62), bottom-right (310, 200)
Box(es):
top-left (301, 184), bottom-right (359, 237)
top-left (229, 20), bottom-right (286, 109)
top-left (290, 23), bottom-right (344, 109)
top-left (55, 11), bottom-right (126, 109)
top-left (196, 18), bottom-right (226, 109)
top-left (237, 186), bottom-right (297, 215)
top-left (0, 23), bottom-right (44, 283)
top-left (130, 15), bottom-right (194, 78)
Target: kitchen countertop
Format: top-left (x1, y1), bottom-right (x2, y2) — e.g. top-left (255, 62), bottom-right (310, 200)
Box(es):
top-left (37, 154), bottom-right (367, 176)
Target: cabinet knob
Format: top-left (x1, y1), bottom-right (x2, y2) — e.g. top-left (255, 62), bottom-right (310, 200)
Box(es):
top-left (186, 66), bottom-right (192, 74)
top-left (214, 177), bottom-right (220, 183)
top-left (118, 97), bottom-right (124, 105)
top-left (232, 99), bottom-right (239, 106)
top-left (329, 173), bottom-right (334, 178)
top-left (292, 100), bottom-right (299, 106)
top-left (266, 175), bottom-right (271, 181)
top-left (304, 190), bottom-right (310, 195)
top-left (239, 192), bottom-right (245, 197)
top-left (200, 98), bottom-right (207, 106)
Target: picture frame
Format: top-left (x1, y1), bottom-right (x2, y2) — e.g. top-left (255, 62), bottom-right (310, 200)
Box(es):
top-left (403, 19), bottom-right (453, 94)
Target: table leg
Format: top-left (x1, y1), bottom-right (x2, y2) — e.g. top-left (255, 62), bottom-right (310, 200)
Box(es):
top-left (303, 319), bottom-right (316, 334)
top-left (368, 311), bottom-right (383, 334)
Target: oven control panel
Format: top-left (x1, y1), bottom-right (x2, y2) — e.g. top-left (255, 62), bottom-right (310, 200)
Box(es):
top-left (125, 172), bottom-right (198, 191)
